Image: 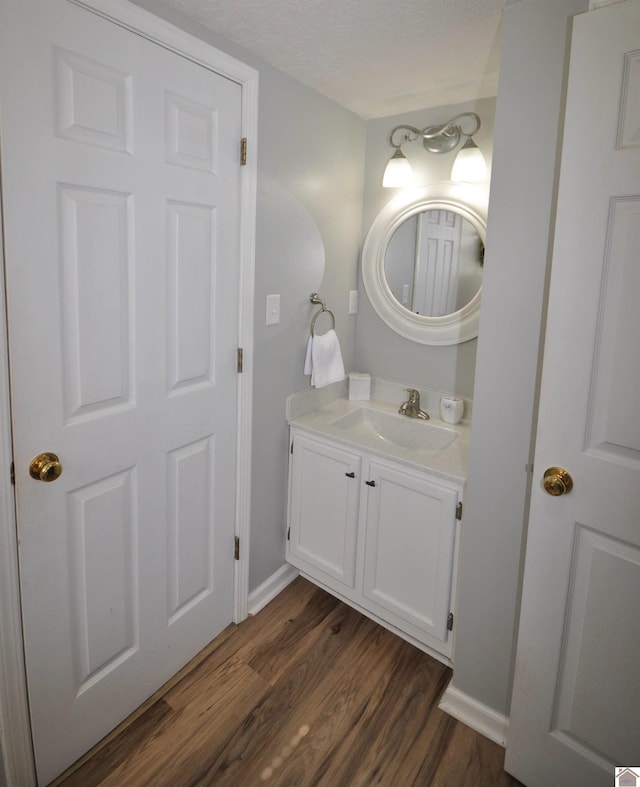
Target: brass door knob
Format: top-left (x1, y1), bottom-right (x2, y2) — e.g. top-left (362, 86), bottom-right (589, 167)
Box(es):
top-left (29, 452), bottom-right (63, 482)
top-left (543, 466), bottom-right (573, 496)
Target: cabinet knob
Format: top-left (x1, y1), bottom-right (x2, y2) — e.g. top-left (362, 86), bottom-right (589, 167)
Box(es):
top-left (365, 480), bottom-right (376, 487)
top-left (345, 471), bottom-right (355, 478)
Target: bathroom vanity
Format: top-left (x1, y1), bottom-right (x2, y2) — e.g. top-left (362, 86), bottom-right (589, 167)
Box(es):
top-left (286, 394), bottom-right (469, 665)
top-left (285, 183), bottom-right (485, 664)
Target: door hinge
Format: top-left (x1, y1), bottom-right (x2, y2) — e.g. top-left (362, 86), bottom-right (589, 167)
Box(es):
top-left (234, 535), bottom-right (240, 561)
top-left (10, 461), bottom-right (15, 485)
top-left (287, 527), bottom-right (290, 541)
top-left (237, 347), bottom-right (243, 373)
top-left (456, 501), bottom-right (463, 521)
top-left (290, 440), bottom-right (294, 455)
top-left (447, 612), bottom-right (454, 631)
top-left (240, 137), bottom-right (248, 166)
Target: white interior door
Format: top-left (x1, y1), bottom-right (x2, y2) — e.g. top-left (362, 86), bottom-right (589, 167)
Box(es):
top-left (0, 1), bottom-right (243, 782)
top-left (506, 2), bottom-right (640, 784)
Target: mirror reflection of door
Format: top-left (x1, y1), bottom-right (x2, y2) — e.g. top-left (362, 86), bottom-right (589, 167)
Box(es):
top-left (384, 209), bottom-right (484, 316)
top-left (414, 210), bottom-right (461, 315)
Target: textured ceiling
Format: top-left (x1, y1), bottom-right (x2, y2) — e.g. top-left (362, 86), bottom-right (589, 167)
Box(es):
top-left (158, 0), bottom-right (515, 119)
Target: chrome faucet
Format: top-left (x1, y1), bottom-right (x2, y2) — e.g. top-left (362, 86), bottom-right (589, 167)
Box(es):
top-left (399, 389), bottom-right (429, 420)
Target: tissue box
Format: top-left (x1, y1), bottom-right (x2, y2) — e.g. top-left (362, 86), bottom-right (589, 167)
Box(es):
top-left (348, 373), bottom-right (370, 401)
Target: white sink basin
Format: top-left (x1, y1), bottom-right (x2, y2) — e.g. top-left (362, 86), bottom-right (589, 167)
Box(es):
top-left (330, 407), bottom-right (458, 453)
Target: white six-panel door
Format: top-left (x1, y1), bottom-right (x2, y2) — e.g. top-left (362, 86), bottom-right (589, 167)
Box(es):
top-left (506, 2), bottom-right (640, 784)
top-left (0, 0), bottom-right (245, 781)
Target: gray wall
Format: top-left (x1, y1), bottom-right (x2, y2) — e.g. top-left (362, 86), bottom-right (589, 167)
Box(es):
top-left (131, 0), bottom-right (365, 591)
top-left (250, 78), bottom-right (364, 589)
top-left (450, 0), bottom-right (589, 717)
top-left (356, 98), bottom-right (496, 398)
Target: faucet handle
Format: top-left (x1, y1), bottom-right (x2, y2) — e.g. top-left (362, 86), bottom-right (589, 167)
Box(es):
top-left (406, 388), bottom-right (419, 402)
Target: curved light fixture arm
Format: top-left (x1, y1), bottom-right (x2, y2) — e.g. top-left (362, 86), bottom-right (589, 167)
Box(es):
top-left (421, 112), bottom-right (481, 153)
top-left (388, 124), bottom-right (423, 150)
top-left (424, 112), bottom-right (481, 140)
top-left (388, 112), bottom-right (482, 154)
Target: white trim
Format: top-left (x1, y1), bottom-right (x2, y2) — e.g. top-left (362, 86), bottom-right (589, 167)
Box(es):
top-left (439, 684), bottom-right (509, 747)
top-left (0, 196), bottom-right (37, 787)
top-left (233, 61), bottom-right (258, 625)
top-left (247, 564), bottom-right (300, 616)
top-left (589, 0), bottom-right (624, 8)
top-left (0, 0), bottom-right (257, 780)
top-left (72, 0), bottom-right (256, 86)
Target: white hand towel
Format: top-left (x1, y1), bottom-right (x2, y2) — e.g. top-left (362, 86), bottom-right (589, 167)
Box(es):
top-left (304, 335), bottom-right (313, 376)
top-left (305, 329), bottom-right (345, 388)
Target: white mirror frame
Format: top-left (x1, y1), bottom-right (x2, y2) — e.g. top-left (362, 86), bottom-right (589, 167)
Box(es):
top-left (362, 182), bottom-right (489, 345)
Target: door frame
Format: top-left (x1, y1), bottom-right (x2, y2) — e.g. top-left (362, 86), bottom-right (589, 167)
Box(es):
top-left (0, 1), bottom-right (258, 783)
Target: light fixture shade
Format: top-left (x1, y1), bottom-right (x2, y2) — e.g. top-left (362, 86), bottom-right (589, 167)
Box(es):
top-left (383, 148), bottom-right (413, 188)
top-left (451, 138), bottom-right (487, 182)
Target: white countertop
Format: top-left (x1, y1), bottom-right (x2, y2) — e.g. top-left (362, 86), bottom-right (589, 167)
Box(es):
top-left (288, 397), bottom-right (470, 484)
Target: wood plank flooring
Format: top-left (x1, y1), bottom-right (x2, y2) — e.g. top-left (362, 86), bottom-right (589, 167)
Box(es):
top-left (54, 577), bottom-right (522, 787)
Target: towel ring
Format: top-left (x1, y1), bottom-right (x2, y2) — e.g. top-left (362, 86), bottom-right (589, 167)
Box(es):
top-left (310, 292), bottom-right (336, 336)
top-left (311, 308), bottom-right (336, 336)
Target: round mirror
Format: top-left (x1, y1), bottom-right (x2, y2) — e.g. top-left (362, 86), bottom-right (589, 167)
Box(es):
top-left (362, 183), bottom-right (488, 345)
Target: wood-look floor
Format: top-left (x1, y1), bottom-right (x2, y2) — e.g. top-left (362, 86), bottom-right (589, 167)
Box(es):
top-left (54, 577), bottom-right (522, 787)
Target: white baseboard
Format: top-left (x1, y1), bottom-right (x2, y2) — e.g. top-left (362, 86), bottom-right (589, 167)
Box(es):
top-left (247, 563), bottom-right (299, 616)
top-left (439, 684), bottom-right (509, 747)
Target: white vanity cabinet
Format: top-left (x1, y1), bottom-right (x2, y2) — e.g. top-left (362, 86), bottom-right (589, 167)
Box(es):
top-left (363, 458), bottom-right (459, 646)
top-left (287, 431), bottom-right (361, 593)
top-left (287, 427), bottom-right (462, 662)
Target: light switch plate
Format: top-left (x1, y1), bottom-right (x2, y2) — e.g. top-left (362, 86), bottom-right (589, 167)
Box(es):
top-left (349, 290), bottom-right (359, 314)
top-left (266, 294), bottom-right (280, 325)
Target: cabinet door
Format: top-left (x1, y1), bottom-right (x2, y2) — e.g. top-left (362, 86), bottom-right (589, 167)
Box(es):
top-left (363, 460), bottom-right (458, 642)
top-left (288, 432), bottom-right (361, 589)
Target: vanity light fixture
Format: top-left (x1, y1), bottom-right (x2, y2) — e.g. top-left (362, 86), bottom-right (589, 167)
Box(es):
top-left (382, 112), bottom-right (487, 187)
